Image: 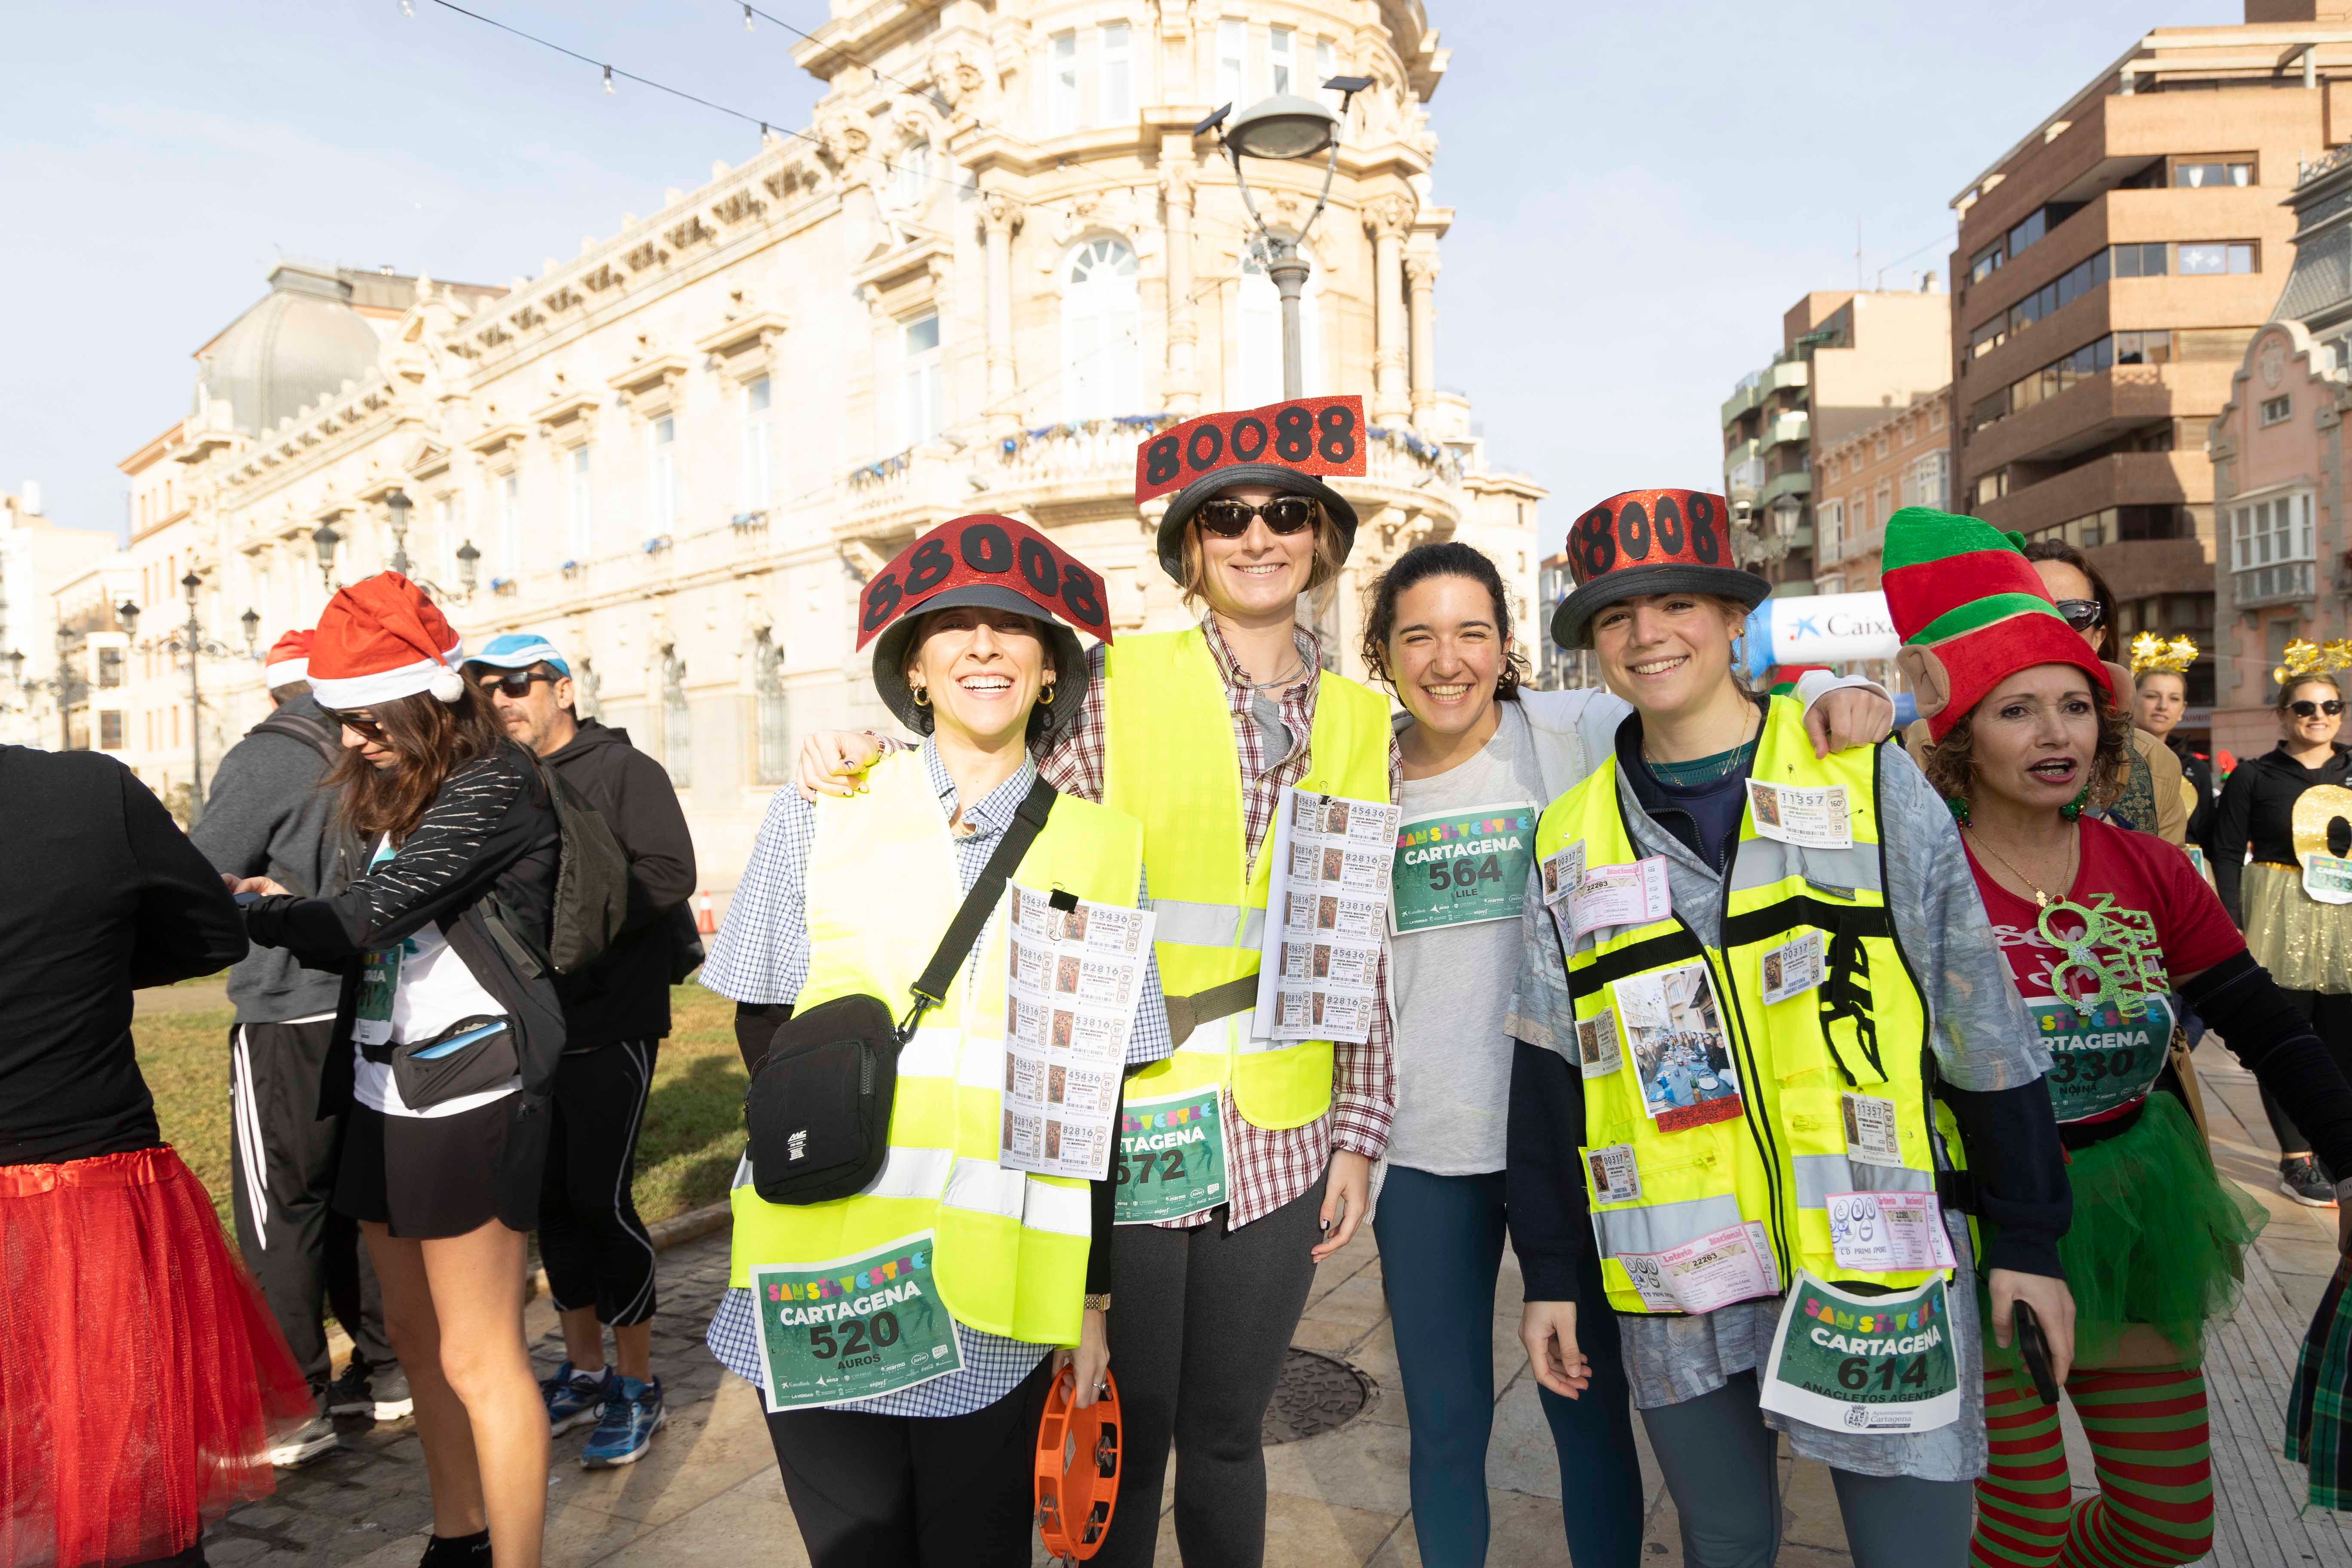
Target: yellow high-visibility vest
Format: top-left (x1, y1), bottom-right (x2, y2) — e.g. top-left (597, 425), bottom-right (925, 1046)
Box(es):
top-left (1102, 628), bottom-right (1390, 1131)
top-left (728, 750), bottom-right (1145, 1348)
top-left (1536, 696), bottom-right (1963, 1315)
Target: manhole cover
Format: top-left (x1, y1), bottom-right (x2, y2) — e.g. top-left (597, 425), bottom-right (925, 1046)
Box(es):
top-left (1261, 1348), bottom-right (1372, 1444)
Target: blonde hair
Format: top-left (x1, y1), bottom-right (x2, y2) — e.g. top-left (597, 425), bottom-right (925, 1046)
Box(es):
top-left (1176, 500), bottom-right (1346, 608)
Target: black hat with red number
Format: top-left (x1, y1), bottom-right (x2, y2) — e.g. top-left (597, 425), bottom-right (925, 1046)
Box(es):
top-left (855, 514), bottom-right (1112, 737)
top-left (1550, 489), bottom-right (1769, 649)
top-left (1134, 395), bottom-right (1368, 582)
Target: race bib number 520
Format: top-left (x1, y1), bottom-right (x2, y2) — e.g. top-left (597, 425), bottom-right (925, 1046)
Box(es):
top-left (750, 1232), bottom-right (962, 1413)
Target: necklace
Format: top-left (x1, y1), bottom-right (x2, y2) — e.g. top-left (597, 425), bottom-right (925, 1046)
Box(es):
top-left (1643, 704), bottom-right (1759, 784)
top-left (1963, 821), bottom-right (2079, 909)
top-left (1236, 655), bottom-right (1309, 692)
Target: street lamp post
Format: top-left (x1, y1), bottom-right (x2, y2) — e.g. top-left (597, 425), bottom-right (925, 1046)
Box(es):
top-left (120, 575), bottom-right (262, 825)
top-left (1198, 77), bottom-right (1373, 399)
top-left (386, 490), bottom-right (413, 578)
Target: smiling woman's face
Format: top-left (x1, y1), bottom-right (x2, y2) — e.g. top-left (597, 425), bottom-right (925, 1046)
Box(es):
top-left (1192, 485), bottom-right (1317, 619)
top-left (1588, 592), bottom-right (1745, 718)
top-left (1385, 573), bottom-right (1503, 740)
top-left (905, 603), bottom-right (1053, 749)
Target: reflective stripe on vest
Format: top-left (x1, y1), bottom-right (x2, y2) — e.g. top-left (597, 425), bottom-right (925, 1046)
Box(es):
top-left (726, 750), bottom-right (1146, 1348)
top-left (1535, 697), bottom-right (1957, 1315)
top-left (1102, 628), bottom-right (1391, 1128)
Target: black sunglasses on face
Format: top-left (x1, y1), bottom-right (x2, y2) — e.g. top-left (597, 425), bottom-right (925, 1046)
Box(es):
top-left (2291, 698), bottom-right (2347, 718)
top-left (322, 707), bottom-right (385, 739)
top-left (475, 671), bottom-right (557, 699)
top-left (2053, 598), bottom-right (2105, 633)
top-left (1194, 496), bottom-right (1318, 538)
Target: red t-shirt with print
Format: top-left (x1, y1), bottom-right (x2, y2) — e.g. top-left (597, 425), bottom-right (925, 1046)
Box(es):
top-left (1963, 816), bottom-right (2242, 1124)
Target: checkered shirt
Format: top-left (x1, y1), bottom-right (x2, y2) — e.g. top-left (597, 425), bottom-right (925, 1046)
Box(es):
top-left (1046, 616), bottom-right (1397, 1231)
top-left (700, 743), bottom-right (1171, 1418)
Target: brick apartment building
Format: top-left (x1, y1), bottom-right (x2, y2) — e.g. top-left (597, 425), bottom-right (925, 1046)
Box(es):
top-left (1945, 3), bottom-right (2352, 732)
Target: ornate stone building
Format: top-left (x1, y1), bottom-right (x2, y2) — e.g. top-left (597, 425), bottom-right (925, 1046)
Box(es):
top-left (101, 0), bottom-right (1542, 885)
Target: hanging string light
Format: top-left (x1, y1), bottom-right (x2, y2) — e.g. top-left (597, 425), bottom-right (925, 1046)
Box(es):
top-left (742, 3), bottom-right (754, 29)
top-left (399, 0), bottom-right (415, 14)
top-left (602, 64), bottom-right (614, 94)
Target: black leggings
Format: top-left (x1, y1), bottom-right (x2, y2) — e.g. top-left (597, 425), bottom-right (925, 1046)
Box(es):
top-left (538, 1040), bottom-right (659, 1326)
top-left (763, 1355), bottom-right (1054, 1567)
top-left (1092, 1173), bottom-right (1329, 1568)
top-left (2257, 990), bottom-right (2352, 1164)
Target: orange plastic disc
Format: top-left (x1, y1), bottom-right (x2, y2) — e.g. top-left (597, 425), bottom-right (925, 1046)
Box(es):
top-left (1035, 1365), bottom-right (1121, 1561)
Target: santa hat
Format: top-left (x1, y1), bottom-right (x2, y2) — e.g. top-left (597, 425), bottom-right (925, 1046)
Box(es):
top-left (1880, 506), bottom-right (2111, 742)
top-left (262, 628), bottom-right (314, 690)
top-left (308, 573), bottom-right (466, 708)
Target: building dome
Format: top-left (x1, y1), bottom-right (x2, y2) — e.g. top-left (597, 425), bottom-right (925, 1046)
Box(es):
top-left (193, 262), bottom-right (386, 435)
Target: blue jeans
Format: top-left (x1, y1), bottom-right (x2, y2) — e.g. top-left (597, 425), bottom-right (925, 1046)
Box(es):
top-left (1372, 1166), bottom-right (1642, 1568)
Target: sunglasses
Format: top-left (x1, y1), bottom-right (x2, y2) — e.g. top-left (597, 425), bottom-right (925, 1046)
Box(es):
top-left (1194, 496), bottom-right (1318, 538)
top-left (322, 707), bottom-right (385, 739)
top-left (475, 671), bottom-right (558, 699)
top-left (2291, 699), bottom-right (2347, 718)
top-left (2053, 598), bottom-right (2105, 633)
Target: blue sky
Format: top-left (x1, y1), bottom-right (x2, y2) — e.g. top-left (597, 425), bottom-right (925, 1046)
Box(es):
top-left (0, 0), bottom-right (2239, 548)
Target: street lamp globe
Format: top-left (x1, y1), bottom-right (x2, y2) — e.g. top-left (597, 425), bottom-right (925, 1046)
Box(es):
top-left (181, 570), bottom-right (202, 604)
top-left (117, 600), bottom-right (140, 641)
top-left (239, 606), bottom-right (261, 652)
top-left (1225, 92), bottom-right (1341, 161)
top-left (312, 522), bottom-right (342, 588)
top-left (455, 538), bottom-right (482, 596)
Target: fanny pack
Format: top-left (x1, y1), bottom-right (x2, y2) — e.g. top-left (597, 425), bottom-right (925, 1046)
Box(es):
top-left (744, 776), bottom-right (1057, 1206)
top-left (360, 1014), bottom-right (521, 1110)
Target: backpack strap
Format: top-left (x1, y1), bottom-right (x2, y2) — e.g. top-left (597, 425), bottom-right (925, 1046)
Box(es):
top-left (249, 706), bottom-right (341, 766)
top-left (899, 773), bottom-right (1058, 1038)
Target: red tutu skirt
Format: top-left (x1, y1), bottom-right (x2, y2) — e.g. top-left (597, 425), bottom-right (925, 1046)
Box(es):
top-left (0, 1146), bottom-right (312, 1567)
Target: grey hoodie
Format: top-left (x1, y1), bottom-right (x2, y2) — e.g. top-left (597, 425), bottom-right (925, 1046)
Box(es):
top-left (190, 692), bottom-right (347, 1022)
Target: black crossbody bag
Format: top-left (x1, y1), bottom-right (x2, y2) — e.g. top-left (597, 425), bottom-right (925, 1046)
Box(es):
top-left (744, 775), bottom-right (1058, 1205)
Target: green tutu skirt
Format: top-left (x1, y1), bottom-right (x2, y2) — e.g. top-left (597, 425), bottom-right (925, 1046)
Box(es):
top-left (1983, 1089), bottom-right (2266, 1366)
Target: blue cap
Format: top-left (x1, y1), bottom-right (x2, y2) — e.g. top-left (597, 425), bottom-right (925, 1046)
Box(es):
top-left (466, 632), bottom-right (571, 679)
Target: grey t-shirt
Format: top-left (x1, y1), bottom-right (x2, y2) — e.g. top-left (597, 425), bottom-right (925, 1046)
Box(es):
top-left (1387, 704), bottom-right (1550, 1175)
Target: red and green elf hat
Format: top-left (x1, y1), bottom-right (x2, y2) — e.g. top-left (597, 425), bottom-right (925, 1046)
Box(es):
top-left (1880, 505), bottom-right (2111, 741)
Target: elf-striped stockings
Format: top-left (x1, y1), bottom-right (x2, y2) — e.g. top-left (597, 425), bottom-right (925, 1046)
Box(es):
top-left (1971, 1363), bottom-right (2214, 1568)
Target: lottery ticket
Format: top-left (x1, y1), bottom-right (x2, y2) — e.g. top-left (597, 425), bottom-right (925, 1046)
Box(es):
top-left (1254, 787), bottom-right (1400, 1045)
top-left (998, 884), bottom-right (1155, 1181)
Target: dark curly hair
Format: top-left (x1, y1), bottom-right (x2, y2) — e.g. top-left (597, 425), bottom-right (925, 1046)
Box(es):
top-left (1360, 541), bottom-right (1532, 701)
top-left (1917, 682), bottom-right (2134, 814)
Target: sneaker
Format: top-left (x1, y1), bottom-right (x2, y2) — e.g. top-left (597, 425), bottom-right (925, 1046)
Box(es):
top-left (580, 1376), bottom-right (666, 1468)
top-left (269, 1413), bottom-right (341, 1469)
top-left (2282, 1155), bottom-right (2339, 1207)
top-left (416, 1529), bottom-right (492, 1565)
top-left (326, 1361), bottom-right (374, 1416)
top-left (540, 1360), bottom-right (613, 1436)
top-left (368, 1364), bottom-right (414, 1421)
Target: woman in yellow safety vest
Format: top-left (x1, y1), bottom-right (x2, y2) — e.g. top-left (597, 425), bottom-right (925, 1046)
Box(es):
top-left (1880, 505), bottom-right (2352, 1568)
top-left (1507, 488), bottom-right (2075, 1568)
top-left (796, 396), bottom-right (1393, 1568)
top-left (701, 514), bottom-right (1168, 1568)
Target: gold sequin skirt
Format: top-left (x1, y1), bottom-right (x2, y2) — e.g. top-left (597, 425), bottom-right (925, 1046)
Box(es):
top-left (2243, 861), bottom-right (2352, 993)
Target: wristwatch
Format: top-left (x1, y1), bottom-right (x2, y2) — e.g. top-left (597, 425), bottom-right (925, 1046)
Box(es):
top-left (1084, 1292), bottom-right (1113, 1312)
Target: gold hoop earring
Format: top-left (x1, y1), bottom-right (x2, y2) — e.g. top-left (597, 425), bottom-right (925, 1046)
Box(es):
top-left (1041, 683), bottom-right (1057, 706)
top-left (911, 686), bottom-right (930, 707)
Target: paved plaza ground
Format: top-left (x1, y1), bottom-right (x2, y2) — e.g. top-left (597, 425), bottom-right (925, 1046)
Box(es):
top-left (200, 1042), bottom-right (2352, 1566)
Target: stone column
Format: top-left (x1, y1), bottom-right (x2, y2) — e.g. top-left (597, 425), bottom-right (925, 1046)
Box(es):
top-left (1161, 158), bottom-right (1201, 415)
top-left (1406, 252), bottom-right (1439, 432)
top-left (982, 190), bottom-right (1020, 434)
top-left (1366, 196), bottom-right (1413, 424)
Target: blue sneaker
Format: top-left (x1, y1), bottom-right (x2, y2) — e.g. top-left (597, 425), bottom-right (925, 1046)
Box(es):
top-left (540, 1360), bottom-right (613, 1436)
top-left (581, 1375), bottom-right (665, 1468)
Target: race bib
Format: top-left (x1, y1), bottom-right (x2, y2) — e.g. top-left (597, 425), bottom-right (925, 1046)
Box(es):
top-left (353, 944), bottom-right (401, 1047)
top-left (1616, 1221), bottom-right (1778, 1314)
top-left (1824, 1191), bottom-right (1957, 1272)
top-left (1759, 1271), bottom-right (1960, 1433)
top-left (1114, 1087), bottom-right (1227, 1224)
top-left (2307, 854), bottom-right (2352, 905)
top-left (750, 1231), bottom-right (962, 1412)
top-left (1760, 930), bottom-right (1824, 1005)
top-left (1745, 781), bottom-right (1855, 851)
top-left (1390, 802), bottom-right (1538, 934)
top-left (2032, 993), bottom-right (2173, 1123)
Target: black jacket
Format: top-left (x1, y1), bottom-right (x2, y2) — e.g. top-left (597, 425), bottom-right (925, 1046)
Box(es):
top-left (541, 720), bottom-right (697, 1047)
top-left (242, 743), bottom-right (565, 1115)
top-left (2211, 741), bottom-right (2352, 925)
top-left (0, 748), bottom-right (249, 1163)
top-left (2167, 736), bottom-right (2218, 854)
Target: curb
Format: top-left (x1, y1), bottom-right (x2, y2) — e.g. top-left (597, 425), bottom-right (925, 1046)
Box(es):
top-left (325, 1196), bottom-right (734, 1367)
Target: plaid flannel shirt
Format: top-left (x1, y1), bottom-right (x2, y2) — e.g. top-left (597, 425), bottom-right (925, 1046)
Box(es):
top-left (1046, 615), bottom-right (1397, 1230)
